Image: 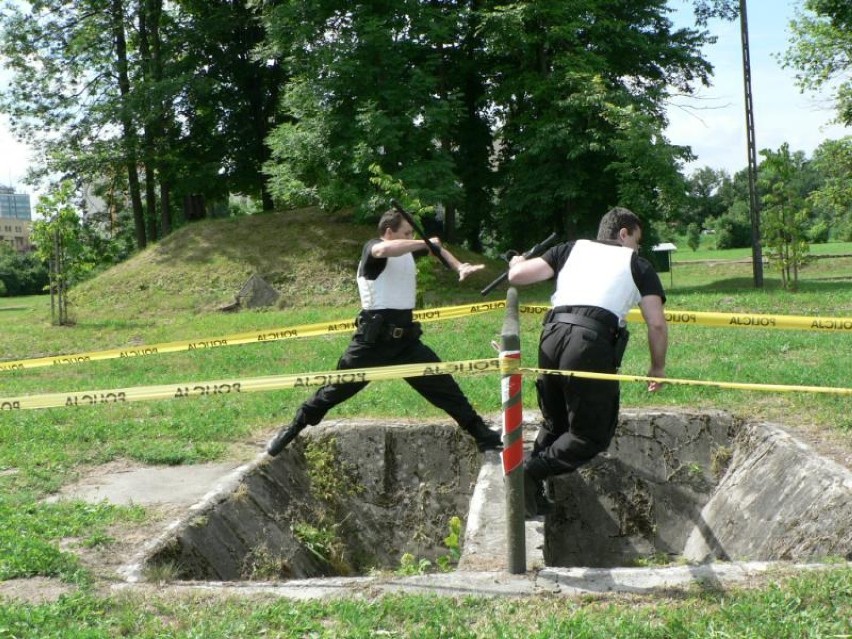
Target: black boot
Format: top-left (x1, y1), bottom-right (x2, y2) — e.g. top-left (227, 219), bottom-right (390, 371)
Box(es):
top-left (266, 421), bottom-right (307, 457)
top-left (523, 456), bottom-right (553, 519)
top-left (463, 417), bottom-right (503, 452)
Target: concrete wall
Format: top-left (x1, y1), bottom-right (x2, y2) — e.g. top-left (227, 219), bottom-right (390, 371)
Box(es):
top-left (544, 410), bottom-right (735, 568)
top-left (544, 410), bottom-right (852, 567)
top-left (683, 421), bottom-right (852, 562)
top-left (135, 411), bottom-right (851, 582)
top-left (144, 422), bottom-right (481, 581)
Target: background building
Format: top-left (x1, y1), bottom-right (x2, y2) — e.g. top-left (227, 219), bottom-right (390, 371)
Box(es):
top-left (0, 185), bottom-right (33, 251)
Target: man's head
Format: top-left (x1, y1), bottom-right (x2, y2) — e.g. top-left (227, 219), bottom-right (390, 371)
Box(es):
top-left (378, 209), bottom-right (413, 239)
top-left (597, 206), bottom-right (642, 250)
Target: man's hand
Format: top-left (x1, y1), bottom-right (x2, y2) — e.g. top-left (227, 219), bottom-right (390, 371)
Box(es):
top-left (457, 262), bottom-right (485, 281)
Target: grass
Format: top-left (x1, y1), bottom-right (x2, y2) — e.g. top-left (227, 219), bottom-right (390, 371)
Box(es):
top-left (0, 569), bottom-right (849, 637)
top-left (667, 236), bottom-right (852, 263)
top-left (0, 207), bottom-right (850, 635)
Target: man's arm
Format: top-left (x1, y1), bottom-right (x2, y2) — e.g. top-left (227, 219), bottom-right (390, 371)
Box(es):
top-left (372, 238), bottom-right (484, 281)
top-left (508, 256), bottom-right (555, 285)
top-left (371, 238), bottom-right (430, 258)
top-left (639, 294), bottom-right (667, 391)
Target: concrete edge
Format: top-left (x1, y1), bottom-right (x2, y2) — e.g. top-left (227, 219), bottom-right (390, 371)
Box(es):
top-left (111, 561), bottom-right (849, 601)
top-left (118, 457), bottom-right (263, 582)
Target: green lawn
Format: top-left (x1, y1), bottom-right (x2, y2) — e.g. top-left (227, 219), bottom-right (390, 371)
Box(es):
top-left (0, 233), bottom-right (850, 637)
top-left (668, 238), bottom-right (852, 263)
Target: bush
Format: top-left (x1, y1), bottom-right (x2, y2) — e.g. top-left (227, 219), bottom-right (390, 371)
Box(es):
top-left (0, 247), bottom-right (49, 296)
top-left (686, 223), bottom-right (701, 251)
top-left (807, 220), bottom-right (830, 244)
top-left (713, 205), bottom-right (752, 249)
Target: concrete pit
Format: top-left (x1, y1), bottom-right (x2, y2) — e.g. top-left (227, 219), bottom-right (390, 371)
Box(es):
top-left (130, 410), bottom-right (851, 583)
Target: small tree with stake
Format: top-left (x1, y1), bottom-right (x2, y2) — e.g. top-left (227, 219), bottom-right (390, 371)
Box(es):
top-left (31, 182), bottom-right (94, 325)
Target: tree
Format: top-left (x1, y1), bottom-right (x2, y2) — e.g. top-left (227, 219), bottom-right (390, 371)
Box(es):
top-left (262, 1), bottom-right (466, 221)
top-left (783, 0), bottom-right (852, 126)
top-left (0, 0), bottom-right (150, 247)
top-left (686, 223), bottom-right (702, 251)
top-left (262, 0), bottom-right (716, 251)
top-left (680, 167), bottom-right (730, 233)
top-left (0, 244), bottom-right (49, 297)
top-left (0, 0), bottom-right (283, 252)
top-left (758, 144), bottom-right (811, 291)
top-left (808, 136), bottom-right (852, 240)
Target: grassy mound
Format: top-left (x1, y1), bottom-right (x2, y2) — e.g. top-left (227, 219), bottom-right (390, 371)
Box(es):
top-left (69, 208), bottom-right (505, 320)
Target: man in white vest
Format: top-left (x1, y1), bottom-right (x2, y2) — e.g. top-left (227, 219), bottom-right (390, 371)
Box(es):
top-left (508, 207), bottom-right (668, 518)
top-left (267, 208), bottom-right (502, 456)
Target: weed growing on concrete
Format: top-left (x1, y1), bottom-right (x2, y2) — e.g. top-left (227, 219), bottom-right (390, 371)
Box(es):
top-left (303, 436), bottom-right (364, 505)
top-left (436, 515), bottom-right (463, 572)
top-left (142, 560), bottom-right (179, 585)
top-left (396, 552), bottom-right (432, 576)
top-left (292, 521), bottom-right (350, 575)
top-left (632, 552), bottom-right (676, 568)
top-left (711, 446), bottom-right (733, 479)
top-left (394, 516), bottom-right (465, 575)
top-left (242, 542), bottom-right (290, 580)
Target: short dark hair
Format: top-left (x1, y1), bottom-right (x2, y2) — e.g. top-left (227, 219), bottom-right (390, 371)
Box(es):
top-left (378, 209), bottom-right (404, 234)
top-left (597, 206), bottom-right (642, 241)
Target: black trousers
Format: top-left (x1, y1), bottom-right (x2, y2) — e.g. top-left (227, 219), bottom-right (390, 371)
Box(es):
top-left (294, 332), bottom-right (479, 428)
top-left (532, 321), bottom-right (619, 477)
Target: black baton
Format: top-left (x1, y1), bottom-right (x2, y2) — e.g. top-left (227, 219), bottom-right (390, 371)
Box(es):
top-left (480, 232), bottom-right (559, 296)
top-left (390, 199), bottom-right (453, 270)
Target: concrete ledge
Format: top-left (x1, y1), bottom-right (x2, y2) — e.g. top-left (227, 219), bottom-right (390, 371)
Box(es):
top-left (112, 561), bottom-right (849, 600)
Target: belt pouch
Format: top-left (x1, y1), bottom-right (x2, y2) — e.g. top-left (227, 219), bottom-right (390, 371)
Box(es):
top-left (358, 313), bottom-right (385, 344)
top-left (613, 328), bottom-right (630, 368)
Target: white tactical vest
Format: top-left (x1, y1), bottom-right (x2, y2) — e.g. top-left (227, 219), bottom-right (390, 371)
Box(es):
top-left (357, 252), bottom-right (417, 310)
top-left (551, 239), bottom-right (640, 325)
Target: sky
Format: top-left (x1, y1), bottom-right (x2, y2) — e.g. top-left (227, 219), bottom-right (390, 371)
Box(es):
top-left (665, 0), bottom-right (847, 176)
top-left (1, 0), bottom-right (848, 201)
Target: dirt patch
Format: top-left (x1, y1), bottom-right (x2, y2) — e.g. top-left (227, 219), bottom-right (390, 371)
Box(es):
top-left (38, 458), bottom-right (249, 594)
top-left (0, 577), bottom-right (74, 605)
top-left (775, 421), bottom-right (852, 470)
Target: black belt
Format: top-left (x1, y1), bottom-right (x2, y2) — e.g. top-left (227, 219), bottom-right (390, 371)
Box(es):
top-left (551, 312), bottom-right (617, 338)
top-left (384, 323), bottom-right (421, 339)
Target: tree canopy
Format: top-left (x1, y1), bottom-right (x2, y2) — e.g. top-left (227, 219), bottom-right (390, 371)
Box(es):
top-left (14, 0), bottom-right (838, 259)
top-left (260, 0), bottom-right (715, 250)
top-left (784, 0), bottom-right (852, 127)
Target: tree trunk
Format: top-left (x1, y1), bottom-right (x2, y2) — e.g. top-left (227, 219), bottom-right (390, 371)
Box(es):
top-left (184, 194), bottom-right (206, 221)
top-left (111, 0), bottom-right (146, 249)
top-left (455, 0), bottom-right (491, 252)
top-left (160, 181), bottom-right (171, 236)
top-left (139, 0), bottom-right (167, 242)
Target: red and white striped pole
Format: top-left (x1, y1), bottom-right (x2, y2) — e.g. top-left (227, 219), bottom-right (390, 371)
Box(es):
top-left (500, 287), bottom-right (525, 573)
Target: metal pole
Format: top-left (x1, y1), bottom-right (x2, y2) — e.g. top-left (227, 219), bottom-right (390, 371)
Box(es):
top-left (500, 286), bottom-right (525, 574)
top-left (740, 0), bottom-right (764, 288)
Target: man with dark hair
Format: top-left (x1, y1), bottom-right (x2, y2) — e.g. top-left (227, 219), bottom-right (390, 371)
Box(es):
top-left (508, 206), bottom-right (668, 518)
top-left (266, 208), bottom-right (502, 456)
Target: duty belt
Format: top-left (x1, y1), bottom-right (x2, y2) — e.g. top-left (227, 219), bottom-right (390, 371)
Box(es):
top-left (551, 312), bottom-right (617, 338)
top-left (384, 323), bottom-right (421, 339)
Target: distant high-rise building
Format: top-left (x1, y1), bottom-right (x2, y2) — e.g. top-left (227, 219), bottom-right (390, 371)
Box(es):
top-left (0, 186), bottom-right (33, 250)
top-left (0, 185), bottom-right (32, 220)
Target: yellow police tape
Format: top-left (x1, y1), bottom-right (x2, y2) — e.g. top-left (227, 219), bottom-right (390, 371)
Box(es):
top-left (0, 358), bottom-right (502, 411)
top-left (0, 301), bottom-right (507, 372)
top-left (628, 308), bottom-right (852, 331)
top-left (522, 367), bottom-right (852, 396)
top-left (523, 305), bottom-right (852, 331)
top-left (0, 300), bottom-right (849, 373)
top-left (2, 357), bottom-right (850, 411)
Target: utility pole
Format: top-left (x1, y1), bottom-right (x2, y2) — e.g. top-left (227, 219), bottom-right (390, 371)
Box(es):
top-left (739, 0), bottom-right (764, 288)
